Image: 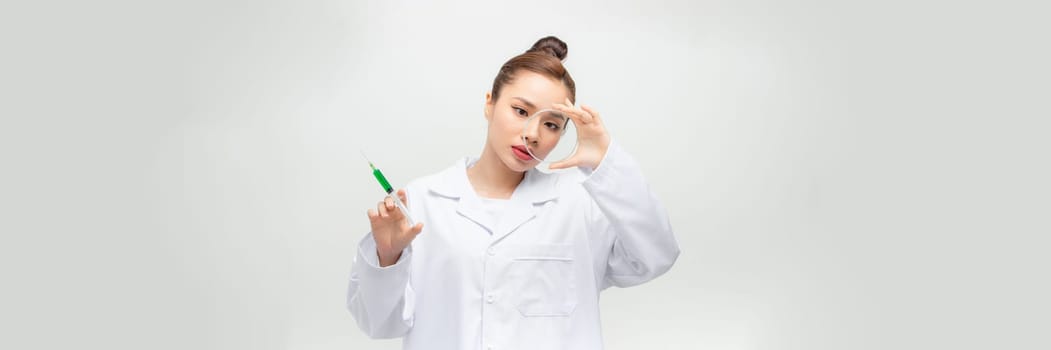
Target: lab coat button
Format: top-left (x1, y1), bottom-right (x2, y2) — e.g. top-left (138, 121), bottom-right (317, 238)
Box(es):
top-left (486, 295), bottom-right (494, 303)
top-left (487, 248), bottom-right (495, 256)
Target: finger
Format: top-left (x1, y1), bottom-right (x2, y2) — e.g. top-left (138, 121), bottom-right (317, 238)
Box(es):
top-left (565, 97), bottom-right (594, 123)
top-left (397, 188), bottom-right (408, 206)
top-left (552, 98), bottom-right (571, 111)
top-left (367, 208), bottom-right (379, 222)
top-left (552, 104), bottom-right (586, 126)
top-left (377, 201), bottom-right (389, 218)
top-left (580, 104), bottom-right (601, 123)
top-left (556, 102), bottom-right (592, 125)
top-left (384, 194), bottom-right (403, 219)
top-left (575, 105), bottom-right (594, 124)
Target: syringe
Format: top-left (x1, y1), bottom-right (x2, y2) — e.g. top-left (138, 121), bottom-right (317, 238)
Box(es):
top-left (361, 151), bottom-right (416, 226)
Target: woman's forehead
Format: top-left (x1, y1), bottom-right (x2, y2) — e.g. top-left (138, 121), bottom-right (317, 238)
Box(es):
top-left (500, 71), bottom-right (570, 105)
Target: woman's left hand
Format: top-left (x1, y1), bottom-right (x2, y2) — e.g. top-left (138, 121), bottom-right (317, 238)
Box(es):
top-left (549, 98), bottom-right (611, 170)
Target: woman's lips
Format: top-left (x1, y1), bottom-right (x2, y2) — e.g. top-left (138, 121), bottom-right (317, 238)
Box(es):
top-left (511, 145), bottom-right (533, 161)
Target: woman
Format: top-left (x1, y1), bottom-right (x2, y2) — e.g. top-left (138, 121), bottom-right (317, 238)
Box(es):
top-left (347, 36), bottom-right (680, 349)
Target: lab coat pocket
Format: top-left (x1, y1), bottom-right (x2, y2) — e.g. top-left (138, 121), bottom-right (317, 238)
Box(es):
top-left (507, 243), bottom-right (578, 317)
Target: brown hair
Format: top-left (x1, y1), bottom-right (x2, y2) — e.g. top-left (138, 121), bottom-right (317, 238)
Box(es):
top-left (490, 36), bottom-right (576, 103)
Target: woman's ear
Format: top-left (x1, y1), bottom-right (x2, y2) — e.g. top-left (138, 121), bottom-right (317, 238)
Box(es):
top-left (484, 92), bottom-right (494, 121)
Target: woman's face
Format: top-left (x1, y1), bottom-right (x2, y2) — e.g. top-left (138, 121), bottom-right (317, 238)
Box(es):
top-left (484, 70), bottom-right (572, 173)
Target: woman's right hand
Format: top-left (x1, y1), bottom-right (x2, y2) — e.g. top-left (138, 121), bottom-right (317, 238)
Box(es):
top-left (367, 189), bottom-right (424, 267)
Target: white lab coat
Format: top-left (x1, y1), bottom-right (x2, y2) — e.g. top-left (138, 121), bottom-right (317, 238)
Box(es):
top-left (347, 140), bottom-right (680, 350)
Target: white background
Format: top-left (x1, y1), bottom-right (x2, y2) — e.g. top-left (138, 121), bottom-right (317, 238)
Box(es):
top-left (2, 0), bottom-right (1048, 349)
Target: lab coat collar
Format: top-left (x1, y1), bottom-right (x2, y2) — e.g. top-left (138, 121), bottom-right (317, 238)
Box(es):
top-left (428, 157), bottom-right (561, 203)
top-left (428, 157), bottom-right (561, 238)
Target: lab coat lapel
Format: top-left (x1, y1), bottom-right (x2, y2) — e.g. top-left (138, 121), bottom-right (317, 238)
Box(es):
top-left (428, 157), bottom-right (496, 234)
top-left (493, 199), bottom-right (537, 242)
top-left (456, 192), bottom-right (495, 234)
top-left (428, 158), bottom-right (561, 240)
top-left (491, 168), bottom-right (559, 243)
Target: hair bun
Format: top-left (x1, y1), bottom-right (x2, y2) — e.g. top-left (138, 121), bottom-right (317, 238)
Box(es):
top-left (527, 36), bottom-right (568, 61)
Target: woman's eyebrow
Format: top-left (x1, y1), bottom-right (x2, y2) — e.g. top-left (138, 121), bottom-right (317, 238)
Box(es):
top-left (511, 97), bottom-right (537, 110)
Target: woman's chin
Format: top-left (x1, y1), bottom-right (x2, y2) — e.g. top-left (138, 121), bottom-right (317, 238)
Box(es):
top-left (501, 155), bottom-right (534, 173)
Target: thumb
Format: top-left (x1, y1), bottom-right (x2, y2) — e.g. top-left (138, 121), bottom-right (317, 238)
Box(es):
top-left (547, 157), bottom-right (580, 170)
top-left (409, 222), bottom-right (424, 236)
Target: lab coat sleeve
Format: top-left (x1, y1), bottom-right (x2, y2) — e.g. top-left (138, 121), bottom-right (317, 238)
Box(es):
top-left (580, 140), bottom-right (681, 289)
top-left (346, 234), bottom-right (416, 338)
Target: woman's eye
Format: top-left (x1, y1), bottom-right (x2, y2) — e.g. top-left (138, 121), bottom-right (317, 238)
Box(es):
top-left (545, 122), bottom-right (561, 131)
top-left (513, 107), bottom-right (528, 117)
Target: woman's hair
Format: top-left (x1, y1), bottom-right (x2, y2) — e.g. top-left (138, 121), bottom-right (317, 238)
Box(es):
top-left (490, 36), bottom-right (576, 103)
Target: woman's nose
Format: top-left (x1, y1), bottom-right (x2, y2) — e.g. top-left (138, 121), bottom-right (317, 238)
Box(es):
top-left (522, 121), bottom-right (541, 145)
top-left (522, 133), bottom-right (539, 145)
top-left (523, 117), bottom-right (542, 143)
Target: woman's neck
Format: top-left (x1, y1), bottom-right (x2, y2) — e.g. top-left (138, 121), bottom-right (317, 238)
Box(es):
top-left (466, 144), bottom-right (525, 200)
